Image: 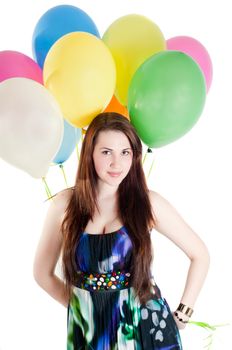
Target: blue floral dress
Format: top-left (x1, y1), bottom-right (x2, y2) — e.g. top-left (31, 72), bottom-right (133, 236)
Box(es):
top-left (67, 225), bottom-right (183, 349)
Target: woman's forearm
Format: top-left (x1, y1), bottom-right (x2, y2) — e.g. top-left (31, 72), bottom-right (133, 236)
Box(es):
top-left (34, 274), bottom-right (70, 308)
top-left (179, 251), bottom-right (210, 309)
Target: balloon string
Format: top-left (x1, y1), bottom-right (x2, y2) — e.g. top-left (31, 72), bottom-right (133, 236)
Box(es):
top-left (142, 150), bottom-right (148, 166)
top-left (147, 156), bottom-right (155, 179)
top-left (76, 142), bottom-right (80, 161)
top-left (41, 176), bottom-right (53, 201)
top-left (75, 128), bottom-right (80, 161)
top-left (44, 183), bottom-right (50, 198)
top-left (59, 163), bottom-right (68, 187)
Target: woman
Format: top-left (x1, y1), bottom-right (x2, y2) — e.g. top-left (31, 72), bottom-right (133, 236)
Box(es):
top-left (33, 112), bottom-right (210, 349)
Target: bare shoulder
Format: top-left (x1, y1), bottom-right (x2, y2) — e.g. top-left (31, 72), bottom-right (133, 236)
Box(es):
top-left (148, 189), bottom-right (159, 203)
top-left (148, 189), bottom-right (166, 210)
top-left (38, 188), bottom-right (74, 239)
top-left (52, 187), bottom-right (74, 203)
top-left (148, 189), bottom-right (179, 223)
top-left (148, 189), bottom-right (175, 206)
top-left (50, 187), bottom-right (74, 218)
top-left (148, 189), bottom-right (166, 199)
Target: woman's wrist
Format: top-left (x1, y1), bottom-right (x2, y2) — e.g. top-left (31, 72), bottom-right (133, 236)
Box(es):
top-left (173, 302), bottom-right (194, 324)
top-left (173, 310), bottom-right (190, 324)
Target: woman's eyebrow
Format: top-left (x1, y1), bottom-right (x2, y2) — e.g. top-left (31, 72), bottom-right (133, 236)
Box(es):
top-left (100, 147), bottom-right (132, 150)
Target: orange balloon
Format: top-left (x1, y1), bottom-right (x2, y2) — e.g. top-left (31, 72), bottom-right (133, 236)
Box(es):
top-left (81, 96), bottom-right (129, 135)
top-left (104, 95), bottom-right (130, 120)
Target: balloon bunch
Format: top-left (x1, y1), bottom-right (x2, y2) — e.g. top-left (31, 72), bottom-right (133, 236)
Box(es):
top-left (0, 4), bottom-right (213, 182)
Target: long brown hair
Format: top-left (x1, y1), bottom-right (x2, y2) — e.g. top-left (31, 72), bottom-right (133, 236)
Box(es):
top-left (60, 112), bottom-right (157, 305)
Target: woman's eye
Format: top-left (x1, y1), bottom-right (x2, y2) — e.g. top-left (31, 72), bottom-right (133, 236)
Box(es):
top-left (102, 150), bottom-right (130, 155)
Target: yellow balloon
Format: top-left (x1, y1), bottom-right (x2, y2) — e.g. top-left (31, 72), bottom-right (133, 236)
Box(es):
top-left (102, 14), bottom-right (166, 106)
top-left (43, 32), bottom-right (116, 128)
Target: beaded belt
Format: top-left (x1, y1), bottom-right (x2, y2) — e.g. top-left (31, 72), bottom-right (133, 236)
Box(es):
top-left (75, 270), bottom-right (132, 291)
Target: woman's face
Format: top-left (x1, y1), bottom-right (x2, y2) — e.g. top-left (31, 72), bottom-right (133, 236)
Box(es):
top-left (92, 130), bottom-right (133, 187)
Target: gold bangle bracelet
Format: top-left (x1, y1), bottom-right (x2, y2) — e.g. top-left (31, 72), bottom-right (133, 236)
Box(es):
top-left (177, 303), bottom-right (194, 317)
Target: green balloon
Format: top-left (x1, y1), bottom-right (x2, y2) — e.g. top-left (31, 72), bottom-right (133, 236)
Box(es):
top-left (128, 50), bottom-right (206, 148)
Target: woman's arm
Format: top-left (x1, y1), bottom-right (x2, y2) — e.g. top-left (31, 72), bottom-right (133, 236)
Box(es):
top-left (149, 190), bottom-right (210, 328)
top-left (33, 189), bottom-right (72, 308)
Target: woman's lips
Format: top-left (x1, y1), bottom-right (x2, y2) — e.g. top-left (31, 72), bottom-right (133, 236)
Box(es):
top-left (108, 172), bottom-right (122, 177)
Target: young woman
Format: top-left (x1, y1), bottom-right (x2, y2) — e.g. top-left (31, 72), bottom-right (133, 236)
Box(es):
top-left (33, 112), bottom-right (210, 349)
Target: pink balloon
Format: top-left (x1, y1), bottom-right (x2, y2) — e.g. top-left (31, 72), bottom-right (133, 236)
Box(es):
top-left (167, 36), bottom-right (213, 92)
top-left (0, 50), bottom-right (43, 84)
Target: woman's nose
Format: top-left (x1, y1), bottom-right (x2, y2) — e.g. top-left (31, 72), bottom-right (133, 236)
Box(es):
top-left (110, 155), bottom-right (121, 168)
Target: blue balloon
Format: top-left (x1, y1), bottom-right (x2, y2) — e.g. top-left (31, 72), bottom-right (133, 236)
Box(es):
top-left (32, 5), bottom-right (100, 68)
top-left (53, 119), bottom-right (81, 164)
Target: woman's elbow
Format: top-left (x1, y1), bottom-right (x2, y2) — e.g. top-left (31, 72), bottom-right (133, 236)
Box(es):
top-left (33, 264), bottom-right (43, 285)
top-left (192, 243), bottom-right (210, 266)
top-left (33, 262), bottom-right (48, 287)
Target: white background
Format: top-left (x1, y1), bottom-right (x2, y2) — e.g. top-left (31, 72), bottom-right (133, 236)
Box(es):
top-left (0, 0), bottom-right (231, 349)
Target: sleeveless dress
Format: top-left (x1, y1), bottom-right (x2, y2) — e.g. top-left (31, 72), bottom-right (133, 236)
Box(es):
top-left (67, 225), bottom-right (183, 350)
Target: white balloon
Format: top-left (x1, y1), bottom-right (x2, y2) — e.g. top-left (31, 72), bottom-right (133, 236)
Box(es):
top-left (0, 78), bottom-right (64, 178)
